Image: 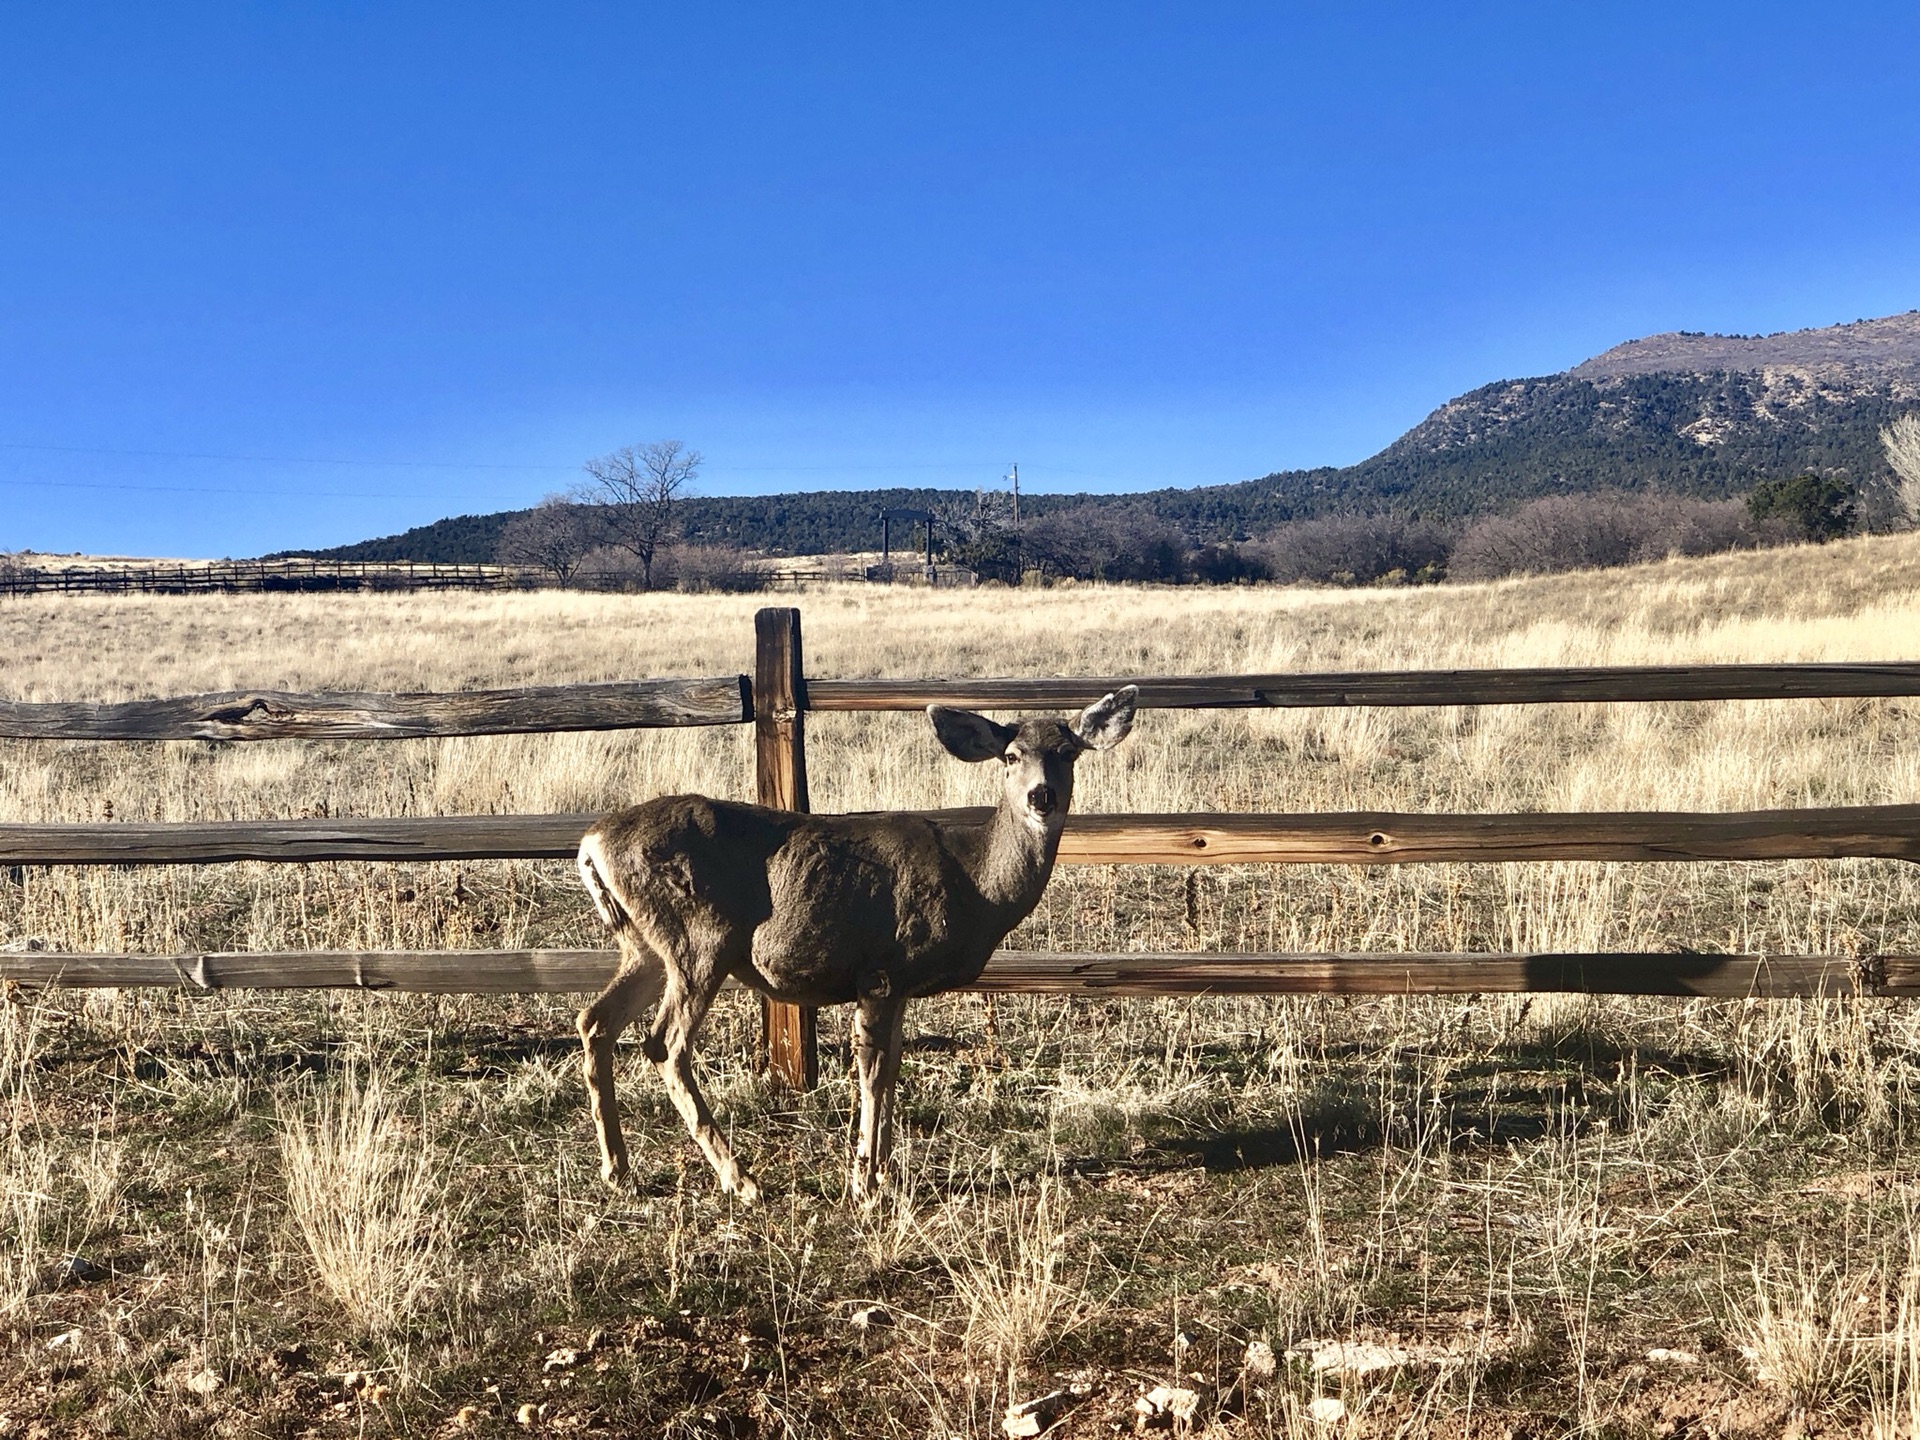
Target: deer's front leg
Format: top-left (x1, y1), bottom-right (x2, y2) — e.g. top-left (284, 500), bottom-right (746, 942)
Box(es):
top-left (850, 991), bottom-right (906, 1203)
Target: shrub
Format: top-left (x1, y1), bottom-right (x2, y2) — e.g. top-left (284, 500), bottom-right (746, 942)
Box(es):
top-left (1450, 492), bottom-right (1757, 580)
top-left (574, 545), bottom-right (645, 590)
top-left (667, 544), bottom-right (768, 593)
top-left (1188, 542), bottom-right (1271, 584)
top-left (1746, 472), bottom-right (1860, 542)
top-left (1250, 515), bottom-right (1451, 585)
top-left (1020, 505), bottom-right (1193, 583)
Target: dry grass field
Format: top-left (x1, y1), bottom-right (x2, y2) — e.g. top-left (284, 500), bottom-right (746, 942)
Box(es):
top-left (6, 533), bottom-right (1920, 1436)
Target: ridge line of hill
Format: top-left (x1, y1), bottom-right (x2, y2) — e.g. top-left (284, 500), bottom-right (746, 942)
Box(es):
top-left (275, 310), bottom-right (1920, 564)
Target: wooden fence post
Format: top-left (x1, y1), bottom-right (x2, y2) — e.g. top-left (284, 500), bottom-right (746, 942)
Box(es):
top-left (754, 607), bottom-right (818, 1088)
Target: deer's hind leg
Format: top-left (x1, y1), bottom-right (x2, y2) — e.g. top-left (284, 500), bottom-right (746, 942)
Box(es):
top-left (577, 943), bottom-right (668, 1187)
top-left (646, 941), bottom-right (761, 1204)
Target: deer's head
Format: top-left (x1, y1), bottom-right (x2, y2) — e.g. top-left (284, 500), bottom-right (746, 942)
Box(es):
top-left (928, 686), bottom-right (1139, 832)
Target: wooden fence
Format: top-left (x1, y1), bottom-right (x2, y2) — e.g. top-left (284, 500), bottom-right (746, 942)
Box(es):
top-left (0, 558), bottom-right (536, 596)
top-left (2, 605), bottom-right (1918, 1089)
top-left (0, 558), bottom-right (975, 597)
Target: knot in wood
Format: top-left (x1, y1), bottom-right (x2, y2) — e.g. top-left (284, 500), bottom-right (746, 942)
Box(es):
top-left (203, 696), bottom-right (292, 727)
top-left (1853, 954), bottom-right (1888, 993)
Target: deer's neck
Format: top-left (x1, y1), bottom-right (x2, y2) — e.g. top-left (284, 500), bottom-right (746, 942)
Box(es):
top-left (974, 799), bottom-right (1064, 915)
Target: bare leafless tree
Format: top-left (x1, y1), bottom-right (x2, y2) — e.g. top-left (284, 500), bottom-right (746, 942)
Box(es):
top-left (577, 440), bottom-right (701, 590)
top-left (1883, 414), bottom-right (1920, 525)
top-left (496, 495), bottom-right (593, 586)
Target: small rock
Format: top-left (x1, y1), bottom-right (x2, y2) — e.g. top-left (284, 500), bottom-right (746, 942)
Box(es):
top-left (848, 1304), bottom-right (894, 1331)
top-left (543, 1348), bottom-right (579, 1372)
top-left (1308, 1396), bottom-right (1347, 1427)
top-left (1134, 1385), bottom-right (1201, 1434)
top-left (516, 1402), bottom-right (548, 1427)
top-left (1298, 1341), bottom-right (1414, 1378)
top-left (50, 1255), bottom-right (108, 1290)
top-left (1646, 1347), bottom-right (1702, 1368)
top-left (45, 1329), bottom-right (82, 1352)
top-left (1243, 1339), bottom-right (1277, 1381)
top-left (453, 1406), bottom-right (482, 1429)
top-left (183, 1369), bottom-right (222, 1397)
top-left (258, 1343), bottom-right (309, 1376)
top-left (1004, 1388), bottom-right (1076, 1437)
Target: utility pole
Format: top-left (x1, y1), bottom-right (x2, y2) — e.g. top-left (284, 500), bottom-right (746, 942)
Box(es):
top-left (1005, 462), bottom-right (1022, 586)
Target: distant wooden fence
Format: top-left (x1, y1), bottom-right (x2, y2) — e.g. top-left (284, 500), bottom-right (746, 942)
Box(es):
top-left (0, 558), bottom-right (536, 596)
top-left (0, 558), bottom-right (979, 597)
top-left (3, 605), bottom-right (1918, 1088)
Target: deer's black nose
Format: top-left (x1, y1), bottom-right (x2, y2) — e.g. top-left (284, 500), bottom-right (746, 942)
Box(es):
top-left (1028, 784), bottom-right (1056, 815)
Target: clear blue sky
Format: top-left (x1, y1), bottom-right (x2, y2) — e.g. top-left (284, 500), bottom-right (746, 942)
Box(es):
top-left (3, 4), bottom-right (1918, 557)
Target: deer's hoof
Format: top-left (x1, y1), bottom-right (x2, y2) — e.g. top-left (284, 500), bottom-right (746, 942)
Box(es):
top-left (730, 1175), bottom-right (762, 1206)
top-left (600, 1157), bottom-right (630, 1188)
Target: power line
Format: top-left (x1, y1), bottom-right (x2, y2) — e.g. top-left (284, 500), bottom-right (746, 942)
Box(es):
top-left (0, 440), bottom-right (576, 472)
top-left (0, 475), bottom-right (526, 501)
top-left (0, 442), bottom-right (1155, 499)
top-left (0, 440), bottom-right (1128, 480)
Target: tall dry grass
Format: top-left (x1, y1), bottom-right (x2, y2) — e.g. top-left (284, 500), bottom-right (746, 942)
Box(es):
top-left (0, 1003), bottom-right (53, 1316)
top-left (276, 1070), bottom-right (455, 1336)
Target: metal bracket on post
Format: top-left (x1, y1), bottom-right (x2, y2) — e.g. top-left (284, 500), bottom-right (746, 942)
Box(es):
top-left (753, 607), bottom-right (818, 1088)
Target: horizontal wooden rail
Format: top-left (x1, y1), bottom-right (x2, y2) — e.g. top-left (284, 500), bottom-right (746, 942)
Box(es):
top-left (0, 947), bottom-right (1905, 999)
top-left (0, 815), bottom-right (594, 864)
top-left (977, 950), bottom-right (1897, 998)
top-left (4, 806), bottom-right (1915, 867)
top-left (0, 677), bottom-right (751, 741)
top-left (5, 665), bottom-right (1912, 741)
top-left (0, 948), bottom-right (619, 993)
top-left (1057, 806), bottom-right (1920, 866)
top-left (805, 662), bottom-right (1920, 712)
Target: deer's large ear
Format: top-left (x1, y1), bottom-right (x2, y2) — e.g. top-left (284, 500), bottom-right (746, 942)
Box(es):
top-left (929, 705), bottom-right (1017, 762)
top-left (1072, 685), bottom-right (1138, 751)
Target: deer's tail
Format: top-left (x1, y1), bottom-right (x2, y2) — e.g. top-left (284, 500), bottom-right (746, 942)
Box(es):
top-left (576, 830), bottom-right (634, 934)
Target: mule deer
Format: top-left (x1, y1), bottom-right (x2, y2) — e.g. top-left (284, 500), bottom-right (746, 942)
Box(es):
top-left (574, 687), bottom-right (1138, 1201)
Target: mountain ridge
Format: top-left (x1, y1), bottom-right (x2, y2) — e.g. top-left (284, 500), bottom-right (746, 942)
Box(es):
top-left (282, 310), bottom-right (1920, 563)
top-left (1570, 309), bottom-right (1920, 378)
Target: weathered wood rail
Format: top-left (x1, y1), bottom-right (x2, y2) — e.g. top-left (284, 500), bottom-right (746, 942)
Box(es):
top-left (0, 947), bottom-right (1905, 999)
top-left (2, 605), bottom-right (1916, 1090)
top-left (4, 805), bottom-right (1917, 867)
top-left (0, 678), bottom-right (751, 741)
top-left (805, 662), bottom-right (1920, 711)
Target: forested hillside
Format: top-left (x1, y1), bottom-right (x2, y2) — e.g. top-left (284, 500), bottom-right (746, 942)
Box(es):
top-left (283, 311), bottom-right (1920, 561)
